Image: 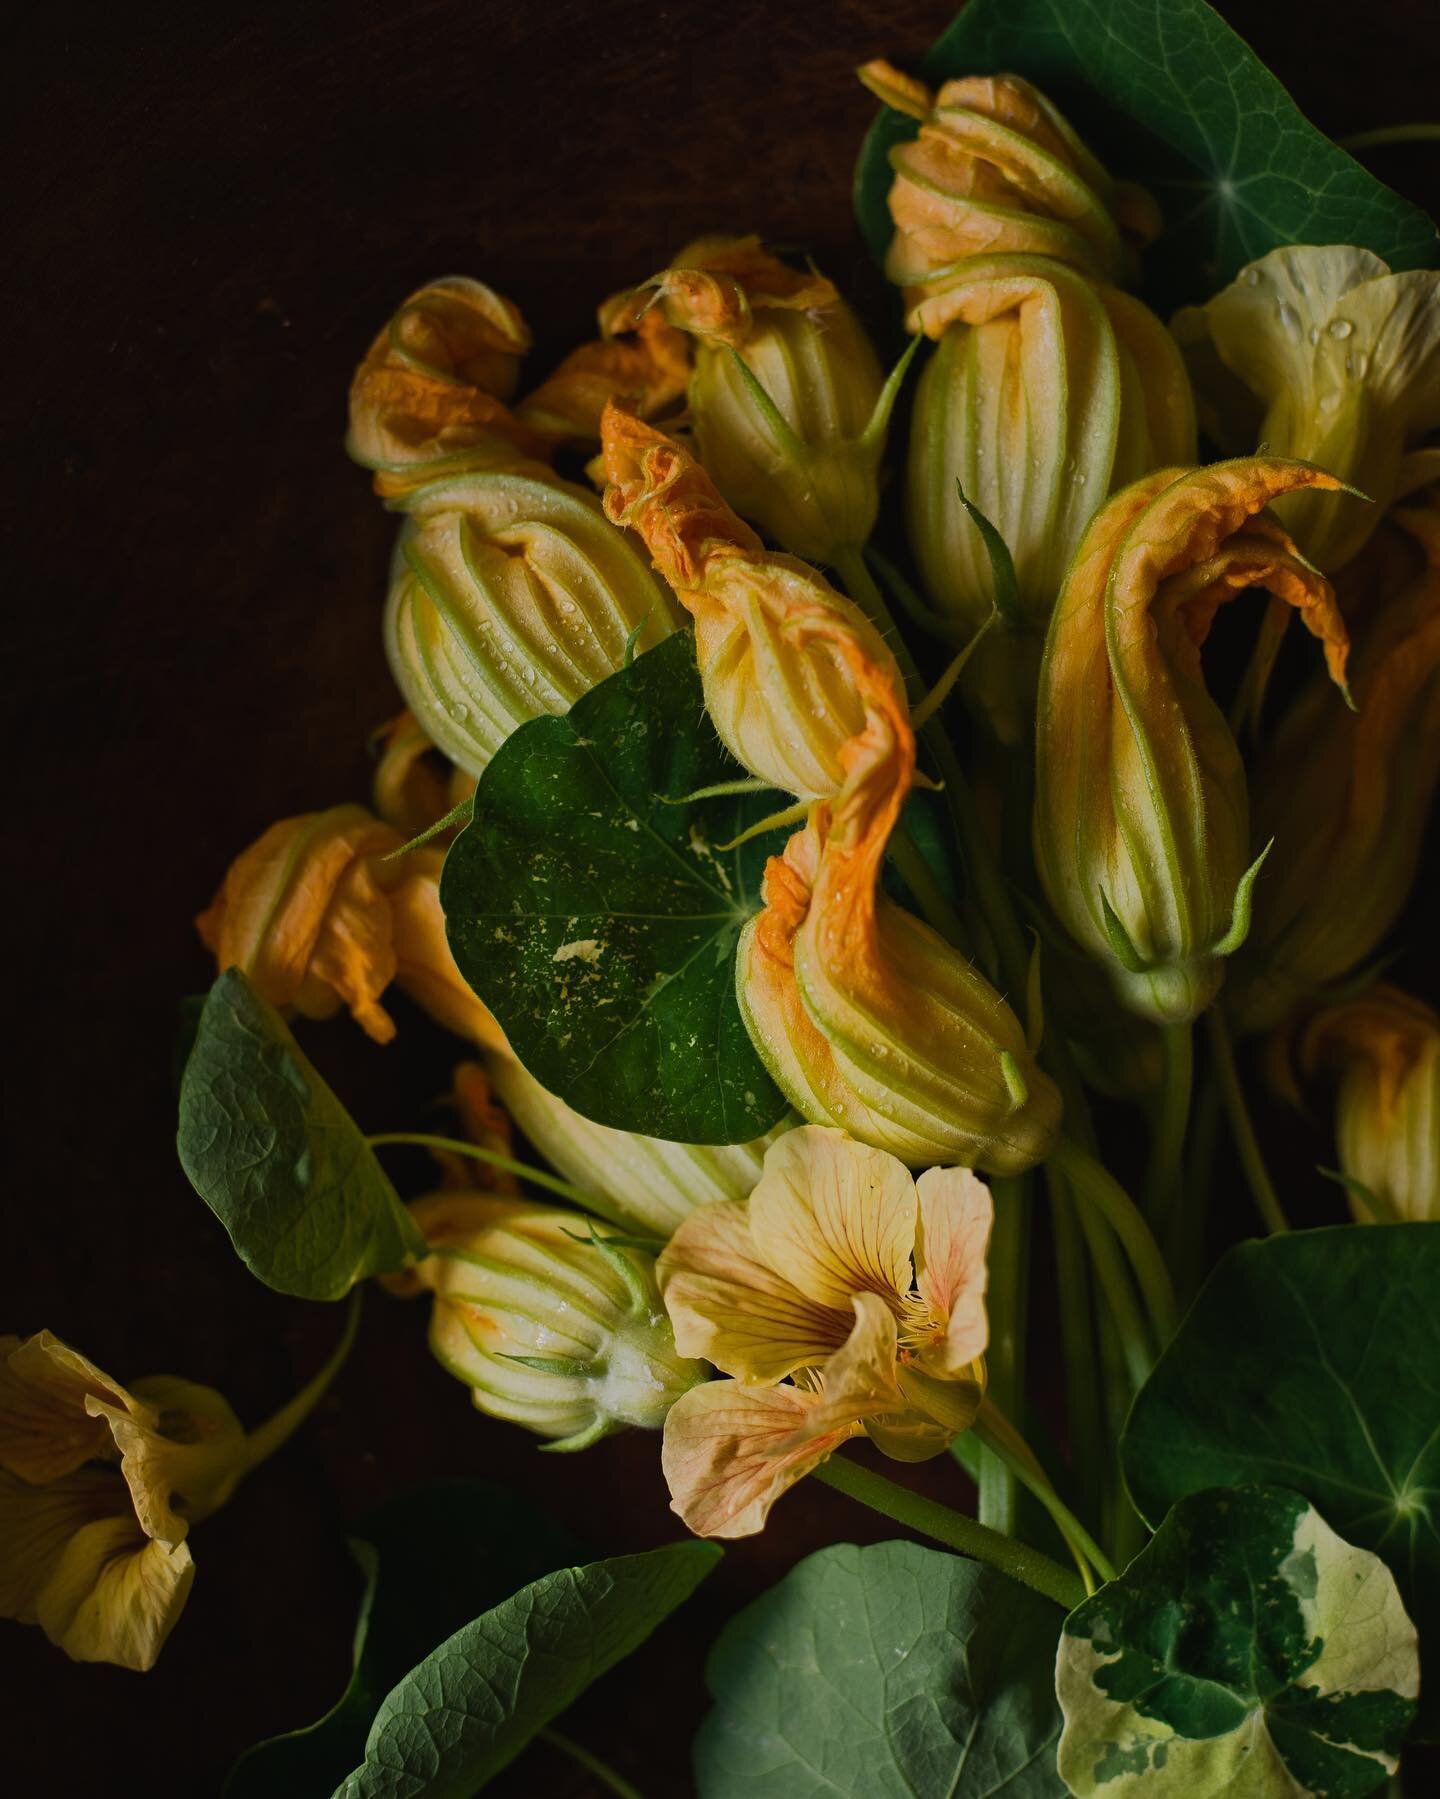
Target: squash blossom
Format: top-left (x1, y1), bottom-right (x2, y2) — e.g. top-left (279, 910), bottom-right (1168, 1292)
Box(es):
top-left (601, 402), bottom-right (903, 800)
top-left (347, 276), bottom-right (549, 495)
top-left (737, 652), bottom-right (1061, 1172)
top-left (197, 803), bottom-right (505, 1051)
top-left (370, 708), bottom-right (476, 842)
top-left (1287, 987), bottom-right (1439, 1224)
top-left (1034, 458), bottom-right (1351, 1024)
top-left (385, 466), bottom-right (677, 778)
top-left (485, 1052), bottom-right (792, 1238)
top-left (516, 288), bottom-right (692, 445)
top-left (636, 234), bottom-right (901, 563)
top-left (858, 61), bottom-right (1158, 299)
top-left (1232, 481), bottom-right (1440, 1032)
top-left (385, 1193), bottom-right (704, 1451)
top-left (1173, 246), bottom-right (1440, 571)
top-left (658, 1126), bottom-right (991, 1538)
top-left (906, 253), bottom-right (1196, 743)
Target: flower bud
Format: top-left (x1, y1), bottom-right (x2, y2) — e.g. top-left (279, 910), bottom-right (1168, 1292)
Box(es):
top-left (515, 290), bottom-right (691, 444)
top-left (859, 62), bottom-right (1158, 297)
top-left (1173, 247), bottom-right (1440, 570)
top-left (486, 1051), bottom-right (792, 1237)
top-left (1034, 459), bottom-right (1350, 1023)
top-left (906, 254), bottom-right (1196, 742)
top-left (347, 277), bottom-right (550, 495)
top-left (385, 468), bottom-right (678, 778)
top-left (389, 1193), bottom-right (704, 1449)
top-left (602, 404), bottom-right (903, 799)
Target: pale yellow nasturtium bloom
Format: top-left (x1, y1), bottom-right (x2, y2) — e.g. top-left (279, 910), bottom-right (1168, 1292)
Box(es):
top-left (347, 276), bottom-right (551, 495)
top-left (385, 1193), bottom-right (704, 1451)
top-left (197, 803), bottom-right (505, 1051)
top-left (859, 61), bottom-right (1159, 299)
top-left (601, 402), bottom-right (904, 801)
top-left (516, 288), bottom-right (692, 444)
top-left (906, 253), bottom-right (1196, 743)
top-left (1034, 458), bottom-right (1351, 1024)
top-left (658, 1126), bottom-right (992, 1538)
top-left (1173, 246), bottom-right (1440, 571)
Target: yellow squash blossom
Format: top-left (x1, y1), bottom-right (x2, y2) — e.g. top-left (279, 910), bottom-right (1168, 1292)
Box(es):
top-left (197, 803), bottom-right (505, 1051)
top-left (370, 709), bottom-right (476, 842)
top-left (859, 61), bottom-right (1158, 298)
top-left (516, 289), bottom-right (692, 444)
top-left (1034, 458), bottom-right (1351, 1023)
top-left (658, 1125), bottom-right (991, 1537)
top-left (1173, 246), bottom-right (1440, 570)
top-left (601, 402), bottom-right (903, 800)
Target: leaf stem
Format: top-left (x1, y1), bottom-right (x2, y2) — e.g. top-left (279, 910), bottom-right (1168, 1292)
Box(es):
top-left (539, 1727), bottom-right (646, 1799)
top-left (1047, 1170), bottom-right (1105, 1527)
top-left (974, 1400), bottom-right (1117, 1589)
top-left (1341, 123), bottom-right (1440, 151)
top-left (1206, 1010), bottom-right (1289, 1234)
top-left (888, 824), bottom-right (971, 952)
top-left (243, 1290), bottom-right (361, 1473)
top-left (1051, 1139), bottom-right (1177, 1348)
top-left (976, 1177), bottom-right (1028, 1535)
top-left (366, 1131), bottom-right (608, 1217)
top-left (813, 1454), bottom-right (1085, 1612)
top-left (1142, 1020), bottom-right (1193, 1236)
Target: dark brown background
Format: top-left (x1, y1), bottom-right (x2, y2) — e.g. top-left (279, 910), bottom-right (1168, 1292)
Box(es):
top-left (5, 2), bottom-right (1438, 1793)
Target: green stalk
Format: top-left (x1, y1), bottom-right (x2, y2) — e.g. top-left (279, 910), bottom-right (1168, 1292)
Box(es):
top-left (1051, 1139), bottom-right (1177, 1348)
top-left (1142, 1021), bottom-right (1193, 1238)
top-left (813, 1455), bottom-right (1085, 1611)
top-left (366, 1131), bottom-right (633, 1230)
top-left (1068, 1176), bottom-right (1154, 1391)
top-left (976, 1176), bottom-right (1029, 1534)
top-left (243, 1290), bottom-right (361, 1473)
top-left (1206, 1010), bottom-right (1290, 1233)
top-left (539, 1728), bottom-right (646, 1799)
top-left (888, 824), bottom-right (972, 952)
top-left (975, 1400), bottom-right (1117, 1588)
top-left (1047, 1168), bottom-right (1105, 1529)
top-left (1341, 123), bottom-right (1440, 150)
top-left (1175, 1075), bottom-right (1221, 1302)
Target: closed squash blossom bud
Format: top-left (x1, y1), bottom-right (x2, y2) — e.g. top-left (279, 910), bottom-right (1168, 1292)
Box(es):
top-left (859, 62), bottom-right (1158, 296)
top-left (387, 1193), bottom-right (704, 1449)
top-left (907, 254), bottom-right (1196, 742)
top-left (486, 1052), bottom-right (792, 1237)
top-left (1034, 459), bottom-right (1351, 1023)
top-left (385, 468), bottom-right (678, 779)
top-left (602, 403), bottom-right (903, 800)
top-left (1173, 247), bottom-right (1440, 570)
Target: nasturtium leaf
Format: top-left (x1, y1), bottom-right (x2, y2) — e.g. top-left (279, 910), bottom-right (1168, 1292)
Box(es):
top-left (696, 1541), bottom-right (1065, 1797)
top-left (177, 969), bottom-right (423, 1299)
top-left (441, 630), bottom-right (790, 1143)
top-left (854, 0), bottom-right (1439, 309)
top-left (1122, 1224), bottom-right (1440, 1735)
top-left (226, 1482), bottom-right (581, 1798)
top-left (1056, 1485), bottom-right (1419, 1797)
top-left (336, 1540), bottom-right (721, 1798)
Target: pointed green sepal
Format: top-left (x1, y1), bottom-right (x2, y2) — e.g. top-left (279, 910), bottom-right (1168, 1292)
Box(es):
top-left (1098, 888), bottom-right (1151, 974)
top-left (1211, 839), bottom-right (1273, 958)
top-left (955, 482), bottom-right (1022, 627)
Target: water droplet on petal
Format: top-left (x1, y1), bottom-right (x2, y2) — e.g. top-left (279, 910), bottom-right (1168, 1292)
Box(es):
top-left (1242, 266), bottom-right (1262, 287)
top-left (1277, 302), bottom-right (1301, 335)
top-left (1327, 317), bottom-right (1354, 340)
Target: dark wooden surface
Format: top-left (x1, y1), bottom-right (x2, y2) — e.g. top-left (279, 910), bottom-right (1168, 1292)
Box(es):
top-left (6, 3), bottom-right (1438, 1793)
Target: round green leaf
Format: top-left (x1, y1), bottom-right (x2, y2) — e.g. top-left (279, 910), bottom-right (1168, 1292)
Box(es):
top-left (1057, 1486), bottom-right (1419, 1797)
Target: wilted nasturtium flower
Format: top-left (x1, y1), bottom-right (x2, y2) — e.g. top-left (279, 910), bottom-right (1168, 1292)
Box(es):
top-left (906, 253), bottom-right (1196, 742)
top-left (1173, 246), bottom-right (1440, 570)
top-left (516, 289), bottom-right (692, 445)
top-left (386, 1193), bottom-right (704, 1450)
top-left (347, 277), bottom-right (549, 495)
top-left (385, 467), bottom-right (677, 779)
top-left (1034, 458), bottom-right (1351, 1023)
top-left (197, 803), bottom-right (505, 1051)
top-left (486, 1053), bottom-right (792, 1237)
top-left (602, 403), bottom-right (903, 800)
top-left (858, 61), bottom-right (1158, 297)
top-left (658, 1126), bottom-right (991, 1537)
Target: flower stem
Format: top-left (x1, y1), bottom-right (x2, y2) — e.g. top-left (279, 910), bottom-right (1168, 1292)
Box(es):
top-left (888, 824), bottom-right (972, 953)
top-left (1142, 1021), bottom-right (1193, 1237)
top-left (975, 1400), bottom-right (1117, 1589)
top-left (976, 1176), bottom-right (1029, 1535)
top-left (1047, 1170), bottom-right (1105, 1527)
top-left (813, 1454), bottom-right (1085, 1611)
top-left (243, 1289), bottom-right (361, 1473)
top-left (366, 1131), bottom-right (631, 1231)
top-left (1206, 1010), bottom-right (1289, 1233)
top-left (1341, 123), bottom-right (1440, 150)
top-left (539, 1728), bottom-right (646, 1799)
top-left (1051, 1139), bottom-right (1177, 1348)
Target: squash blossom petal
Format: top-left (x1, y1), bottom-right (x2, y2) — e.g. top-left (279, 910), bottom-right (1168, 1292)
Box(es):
top-left (737, 670), bottom-right (1060, 1172)
top-left (516, 290), bottom-right (691, 445)
top-left (197, 804), bottom-right (504, 1051)
top-left (601, 403), bottom-right (904, 800)
top-left (1288, 987), bottom-right (1439, 1224)
top-left (1034, 458), bottom-right (1351, 1023)
top-left (1173, 246), bottom-right (1440, 570)
top-left (384, 466), bottom-right (678, 778)
top-left (907, 253), bottom-right (1196, 743)
top-left (370, 709), bottom-right (475, 841)
top-left (347, 276), bottom-right (551, 495)
top-left (430, 1061), bottom-right (521, 1194)
top-left (859, 61), bottom-right (1159, 296)
top-left (658, 1125), bottom-right (991, 1537)
top-left (485, 1051), bottom-right (793, 1238)
top-left (385, 1194), bottom-right (704, 1451)
top-left (1231, 483), bottom-right (1440, 1032)
top-left (636, 234), bottom-right (895, 562)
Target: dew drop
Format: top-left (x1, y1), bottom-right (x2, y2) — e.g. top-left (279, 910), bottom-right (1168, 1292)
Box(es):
top-left (1327, 317), bottom-right (1354, 340)
top-left (1277, 302), bottom-right (1301, 335)
top-left (1241, 266), bottom-right (1261, 286)
top-left (1308, 326), bottom-right (1321, 346)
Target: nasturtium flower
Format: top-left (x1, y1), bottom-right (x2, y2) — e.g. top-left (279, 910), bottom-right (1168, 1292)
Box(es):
top-left (1173, 246), bottom-right (1440, 570)
top-left (906, 253), bottom-right (1196, 742)
top-left (347, 277), bottom-right (549, 495)
top-left (370, 709), bottom-right (476, 841)
top-left (385, 466), bottom-right (677, 779)
top-left (386, 1193), bottom-right (704, 1450)
top-left (858, 61), bottom-right (1158, 297)
top-left (1034, 458), bottom-right (1351, 1023)
top-left (516, 289), bottom-right (691, 444)
top-left (601, 402), bottom-right (904, 800)
top-left (486, 1053), bottom-right (792, 1237)
top-left (197, 803), bottom-right (504, 1051)
top-left (658, 1126), bottom-right (991, 1537)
